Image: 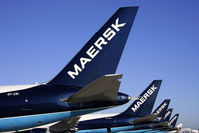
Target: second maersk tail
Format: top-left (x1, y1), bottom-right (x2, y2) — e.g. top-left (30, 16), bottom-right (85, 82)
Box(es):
top-left (47, 7), bottom-right (139, 87)
top-left (69, 80), bottom-right (162, 133)
top-left (119, 80), bottom-right (162, 117)
top-left (126, 100), bottom-right (170, 131)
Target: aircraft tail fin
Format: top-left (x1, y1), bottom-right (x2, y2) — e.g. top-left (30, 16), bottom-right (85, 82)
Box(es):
top-left (119, 80), bottom-right (162, 117)
top-left (47, 7), bottom-right (138, 87)
top-left (168, 114), bottom-right (179, 128)
top-left (160, 108), bottom-right (173, 122)
top-left (153, 99), bottom-right (170, 118)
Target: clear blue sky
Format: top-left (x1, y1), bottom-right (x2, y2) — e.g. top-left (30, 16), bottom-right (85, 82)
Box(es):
top-left (0, 0), bottom-right (199, 129)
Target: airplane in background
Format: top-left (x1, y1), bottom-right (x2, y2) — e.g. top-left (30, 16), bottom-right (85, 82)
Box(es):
top-left (137, 109), bottom-right (181, 133)
top-left (0, 6), bottom-right (139, 132)
top-left (168, 114), bottom-right (181, 131)
top-left (137, 108), bottom-right (174, 133)
top-left (117, 110), bottom-right (180, 133)
top-left (150, 114), bottom-right (181, 133)
top-left (16, 80), bottom-right (164, 133)
top-left (160, 114), bottom-right (181, 133)
top-left (61, 80), bottom-right (162, 133)
top-left (108, 100), bottom-right (171, 133)
top-left (153, 99), bottom-right (170, 122)
top-left (153, 108), bottom-right (174, 128)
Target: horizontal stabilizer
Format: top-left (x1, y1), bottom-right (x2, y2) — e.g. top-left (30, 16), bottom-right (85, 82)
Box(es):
top-left (132, 114), bottom-right (158, 124)
top-left (62, 74), bottom-right (122, 103)
top-left (49, 117), bottom-right (80, 132)
top-left (155, 121), bottom-right (168, 128)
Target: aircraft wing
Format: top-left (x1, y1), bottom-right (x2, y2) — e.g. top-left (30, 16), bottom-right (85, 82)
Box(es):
top-left (132, 114), bottom-right (158, 124)
top-left (49, 117), bottom-right (80, 132)
top-left (61, 74), bottom-right (122, 103)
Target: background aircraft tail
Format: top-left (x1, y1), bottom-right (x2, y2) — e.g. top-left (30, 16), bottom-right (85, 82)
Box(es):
top-left (119, 80), bottom-right (162, 117)
top-left (168, 114), bottom-right (179, 128)
top-left (47, 7), bottom-right (138, 87)
top-left (160, 108), bottom-right (173, 122)
top-left (153, 99), bottom-right (170, 118)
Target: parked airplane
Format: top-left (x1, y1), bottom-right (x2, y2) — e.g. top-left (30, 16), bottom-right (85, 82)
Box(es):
top-left (155, 108), bottom-right (173, 127)
top-left (167, 114), bottom-right (180, 131)
top-left (16, 80), bottom-right (163, 133)
top-left (118, 112), bottom-right (179, 133)
top-left (110, 99), bottom-right (171, 133)
top-left (0, 6), bottom-right (139, 132)
top-left (151, 114), bottom-right (180, 133)
top-left (62, 80), bottom-right (162, 133)
top-left (123, 100), bottom-right (171, 131)
top-left (137, 108), bottom-right (174, 133)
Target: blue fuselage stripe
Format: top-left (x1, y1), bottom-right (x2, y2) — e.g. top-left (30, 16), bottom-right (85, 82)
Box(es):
top-left (0, 107), bottom-right (106, 131)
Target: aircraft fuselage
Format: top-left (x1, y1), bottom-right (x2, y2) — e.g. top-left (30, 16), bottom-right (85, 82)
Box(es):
top-left (0, 84), bottom-right (129, 131)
